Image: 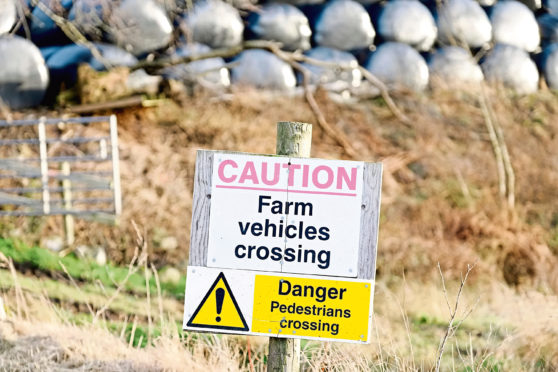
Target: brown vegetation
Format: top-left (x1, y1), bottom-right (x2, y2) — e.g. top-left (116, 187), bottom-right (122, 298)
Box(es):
top-left (4, 84), bottom-right (558, 291)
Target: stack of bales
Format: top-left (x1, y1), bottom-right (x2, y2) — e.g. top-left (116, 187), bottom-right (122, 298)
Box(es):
top-left (4, 0), bottom-right (558, 109)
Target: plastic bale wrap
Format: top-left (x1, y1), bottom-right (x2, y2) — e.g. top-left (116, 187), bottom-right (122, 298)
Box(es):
top-left (231, 49), bottom-right (296, 91)
top-left (29, 0), bottom-right (73, 45)
top-left (377, 0), bottom-right (437, 51)
top-left (490, 1), bottom-right (540, 52)
top-left (0, 0), bottom-right (16, 35)
top-left (182, 0), bottom-right (243, 49)
top-left (108, 0), bottom-right (173, 56)
top-left (428, 46), bottom-right (484, 86)
top-left (481, 44), bottom-right (539, 94)
top-left (541, 43), bottom-right (558, 89)
top-left (302, 46), bottom-right (361, 92)
top-left (538, 14), bottom-right (558, 46)
top-left (162, 43), bottom-right (230, 90)
top-left (516, 0), bottom-right (542, 10)
top-left (0, 35), bottom-right (49, 109)
top-left (69, 0), bottom-right (114, 40)
top-left (89, 43), bottom-right (138, 71)
top-left (247, 3), bottom-right (311, 51)
top-left (544, 0), bottom-right (558, 15)
top-left (365, 41), bottom-right (429, 92)
top-left (314, 0), bottom-right (375, 51)
top-left (437, 0), bottom-right (492, 48)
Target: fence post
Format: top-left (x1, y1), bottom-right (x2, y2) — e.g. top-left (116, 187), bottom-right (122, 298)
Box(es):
top-left (38, 117), bottom-right (50, 215)
top-left (109, 115), bottom-right (122, 218)
top-left (61, 161), bottom-right (75, 246)
top-left (267, 121), bottom-right (312, 372)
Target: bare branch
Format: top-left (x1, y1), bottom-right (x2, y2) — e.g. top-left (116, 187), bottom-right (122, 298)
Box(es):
top-left (435, 263), bottom-right (476, 372)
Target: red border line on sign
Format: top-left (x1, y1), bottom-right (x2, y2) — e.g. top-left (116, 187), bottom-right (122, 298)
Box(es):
top-left (215, 184), bottom-right (357, 197)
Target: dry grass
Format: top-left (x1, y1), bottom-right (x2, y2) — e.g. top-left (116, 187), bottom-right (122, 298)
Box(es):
top-left (3, 86), bottom-right (558, 290)
top-left (2, 79), bottom-right (558, 369)
top-left (1, 268), bottom-right (558, 371)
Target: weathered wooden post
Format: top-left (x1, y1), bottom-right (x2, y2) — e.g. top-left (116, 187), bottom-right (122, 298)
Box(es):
top-left (267, 121), bottom-right (312, 372)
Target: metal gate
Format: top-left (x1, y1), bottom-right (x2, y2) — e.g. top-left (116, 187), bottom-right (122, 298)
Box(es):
top-left (0, 115), bottom-right (122, 224)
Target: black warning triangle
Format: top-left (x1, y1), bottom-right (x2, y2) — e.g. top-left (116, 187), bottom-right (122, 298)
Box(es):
top-left (187, 272), bottom-right (249, 331)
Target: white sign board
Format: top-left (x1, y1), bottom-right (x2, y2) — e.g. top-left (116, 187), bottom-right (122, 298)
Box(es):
top-left (183, 266), bottom-right (374, 343)
top-left (206, 153), bottom-right (364, 277)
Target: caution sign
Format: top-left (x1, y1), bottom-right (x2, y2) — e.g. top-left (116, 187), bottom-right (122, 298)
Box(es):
top-left (183, 266), bottom-right (374, 343)
top-left (186, 272), bottom-right (249, 331)
top-left (251, 275), bottom-right (372, 341)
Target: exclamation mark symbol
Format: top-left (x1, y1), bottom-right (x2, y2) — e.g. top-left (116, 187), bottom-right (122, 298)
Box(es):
top-left (215, 288), bottom-right (225, 322)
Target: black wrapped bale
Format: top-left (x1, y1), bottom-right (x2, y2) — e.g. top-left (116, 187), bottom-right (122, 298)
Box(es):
top-left (302, 46), bottom-right (361, 92)
top-left (490, 1), bottom-right (540, 52)
top-left (246, 3), bottom-right (311, 51)
top-left (377, 0), bottom-right (437, 52)
top-left (481, 44), bottom-right (539, 94)
top-left (0, 35), bottom-right (49, 109)
top-left (314, 0), bottom-right (375, 51)
top-left (162, 43), bottom-right (230, 90)
top-left (231, 49), bottom-right (296, 91)
top-left (429, 46), bottom-right (483, 86)
top-left (538, 14), bottom-right (558, 46)
top-left (29, 0), bottom-right (73, 46)
top-left (182, 0), bottom-right (244, 49)
top-left (365, 41), bottom-right (429, 92)
top-left (437, 0), bottom-right (492, 48)
top-left (108, 0), bottom-right (173, 56)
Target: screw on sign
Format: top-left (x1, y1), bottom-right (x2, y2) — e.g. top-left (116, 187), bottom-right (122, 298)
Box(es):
top-left (182, 122), bottom-right (382, 372)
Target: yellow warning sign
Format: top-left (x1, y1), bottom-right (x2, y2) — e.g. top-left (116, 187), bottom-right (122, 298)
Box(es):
top-left (187, 272), bottom-right (249, 331)
top-left (251, 275), bottom-right (372, 341)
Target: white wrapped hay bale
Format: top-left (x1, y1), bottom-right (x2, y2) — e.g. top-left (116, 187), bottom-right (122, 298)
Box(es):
top-left (182, 0), bottom-right (244, 49)
top-left (0, 0), bottom-right (16, 35)
top-left (490, 1), bottom-right (540, 52)
top-left (314, 0), bottom-right (375, 51)
top-left (477, 0), bottom-right (497, 6)
top-left (89, 43), bottom-right (139, 70)
top-left (365, 41), bottom-right (429, 92)
top-left (377, 0), bottom-right (437, 51)
top-left (481, 44), bottom-right (539, 94)
top-left (247, 3), bottom-right (312, 51)
top-left (108, 0), bottom-right (173, 56)
top-left (437, 0), bottom-right (492, 48)
top-left (541, 43), bottom-right (558, 89)
top-left (0, 35), bottom-right (49, 109)
top-left (231, 49), bottom-right (296, 91)
top-left (516, 0), bottom-right (542, 10)
top-left (162, 43), bottom-right (230, 90)
top-left (302, 46), bottom-right (362, 92)
top-left (429, 46), bottom-right (484, 86)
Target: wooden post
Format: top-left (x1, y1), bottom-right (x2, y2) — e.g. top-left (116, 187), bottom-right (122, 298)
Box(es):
top-left (267, 121), bottom-right (312, 372)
